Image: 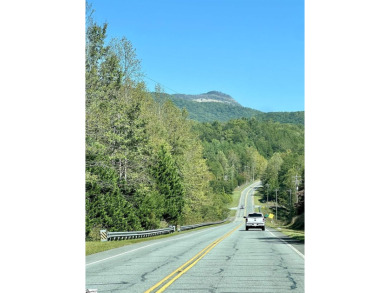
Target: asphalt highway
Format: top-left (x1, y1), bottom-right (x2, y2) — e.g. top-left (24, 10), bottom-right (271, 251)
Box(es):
top-left (86, 181), bottom-right (304, 292)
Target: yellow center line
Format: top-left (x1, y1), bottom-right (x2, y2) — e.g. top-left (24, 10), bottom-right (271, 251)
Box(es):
top-left (244, 183), bottom-right (253, 215)
top-left (244, 187), bottom-right (248, 215)
top-left (144, 223), bottom-right (242, 293)
top-left (144, 240), bottom-right (215, 293)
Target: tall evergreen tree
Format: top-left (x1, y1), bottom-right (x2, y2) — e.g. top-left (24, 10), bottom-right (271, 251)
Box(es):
top-left (153, 145), bottom-right (185, 225)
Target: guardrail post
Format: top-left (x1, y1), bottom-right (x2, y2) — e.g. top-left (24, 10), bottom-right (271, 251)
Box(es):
top-left (100, 230), bottom-right (107, 242)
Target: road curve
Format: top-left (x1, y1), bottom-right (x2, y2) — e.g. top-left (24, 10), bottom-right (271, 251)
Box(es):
top-left (86, 181), bottom-right (304, 292)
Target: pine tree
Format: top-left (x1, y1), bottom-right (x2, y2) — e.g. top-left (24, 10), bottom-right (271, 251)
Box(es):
top-left (153, 145), bottom-right (185, 225)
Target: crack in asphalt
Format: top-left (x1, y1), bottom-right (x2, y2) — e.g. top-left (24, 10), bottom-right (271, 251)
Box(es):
top-left (208, 284), bottom-right (218, 293)
top-left (277, 256), bottom-right (298, 290)
top-left (139, 244), bottom-right (201, 283)
top-left (86, 281), bottom-right (136, 291)
top-left (215, 268), bottom-right (224, 275)
top-left (287, 271), bottom-right (298, 290)
top-left (110, 282), bottom-right (137, 292)
top-left (140, 260), bottom-right (170, 282)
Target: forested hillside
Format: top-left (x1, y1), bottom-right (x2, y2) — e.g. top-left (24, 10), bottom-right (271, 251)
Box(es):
top-left (85, 4), bottom-right (304, 240)
top-left (193, 119), bottom-right (304, 202)
top-left (151, 92), bottom-right (304, 124)
top-left (85, 9), bottom-right (232, 239)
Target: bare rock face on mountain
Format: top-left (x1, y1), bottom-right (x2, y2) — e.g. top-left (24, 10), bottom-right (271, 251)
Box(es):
top-left (173, 91), bottom-right (241, 106)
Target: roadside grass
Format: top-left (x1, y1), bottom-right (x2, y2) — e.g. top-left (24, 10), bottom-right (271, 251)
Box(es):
top-left (273, 228), bottom-right (305, 241)
top-left (266, 217), bottom-right (305, 242)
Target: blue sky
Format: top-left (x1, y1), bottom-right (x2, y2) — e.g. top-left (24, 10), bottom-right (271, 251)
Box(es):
top-left (89, 0), bottom-right (304, 112)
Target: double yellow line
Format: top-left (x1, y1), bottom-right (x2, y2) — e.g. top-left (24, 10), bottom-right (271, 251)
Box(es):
top-left (144, 223), bottom-right (241, 293)
top-left (244, 186), bottom-right (249, 215)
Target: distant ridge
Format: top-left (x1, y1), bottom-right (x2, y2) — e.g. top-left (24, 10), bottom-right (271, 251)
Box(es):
top-left (151, 91), bottom-right (304, 125)
top-left (173, 91), bottom-right (241, 106)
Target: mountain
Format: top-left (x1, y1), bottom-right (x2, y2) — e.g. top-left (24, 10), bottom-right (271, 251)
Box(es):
top-left (172, 91), bottom-right (241, 106)
top-left (151, 91), bottom-right (304, 125)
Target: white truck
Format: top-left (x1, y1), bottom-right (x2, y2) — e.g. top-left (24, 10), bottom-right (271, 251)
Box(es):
top-left (244, 213), bottom-right (265, 231)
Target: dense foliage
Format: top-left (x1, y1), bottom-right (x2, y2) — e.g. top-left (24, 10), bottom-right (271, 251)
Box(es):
top-left (85, 3), bottom-right (304, 238)
top-left (255, 111), bottom-right (304, 125)
top-left (193, 118), bottom-right (304, 220)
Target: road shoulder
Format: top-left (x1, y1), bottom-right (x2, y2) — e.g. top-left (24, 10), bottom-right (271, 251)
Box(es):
top-left (265, 226), bottom-right (305, 256)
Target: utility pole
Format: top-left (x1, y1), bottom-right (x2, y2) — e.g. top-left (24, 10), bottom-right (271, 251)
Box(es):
top-left (275, 189), bottom-right (278, 221)
top-left (288, 189), bottom-right (292, 206)
top-left (293, 174), bottom-right (301, 203)
top-left (265, 183), bottom-right (269, 204)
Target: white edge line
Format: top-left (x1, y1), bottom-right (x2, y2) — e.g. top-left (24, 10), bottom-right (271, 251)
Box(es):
top-left (266, 229), bottom-right (305, 260)
top-left (86, 225), bottom-right (226, 267)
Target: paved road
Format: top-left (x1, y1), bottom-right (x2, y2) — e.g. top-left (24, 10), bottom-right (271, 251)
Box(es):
top-left (86, 182), bottom-right (304, 292)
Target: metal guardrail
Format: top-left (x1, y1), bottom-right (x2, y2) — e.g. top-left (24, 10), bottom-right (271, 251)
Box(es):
top-left (178, 220), bottom-right (226, 232)
top-left (100, 226), bottom-right (175, 241)
top-left (100, 220), bottom-right (228, 241)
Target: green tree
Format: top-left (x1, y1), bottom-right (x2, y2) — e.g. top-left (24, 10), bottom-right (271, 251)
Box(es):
top-left (109, 37), bottom-right (143, 84)
top-left (262, 152), bottom-right (283, 200)
top-left (85, 141), bottom-right (141, 235)
top-left (153, 145), bottom-right (185, 225)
